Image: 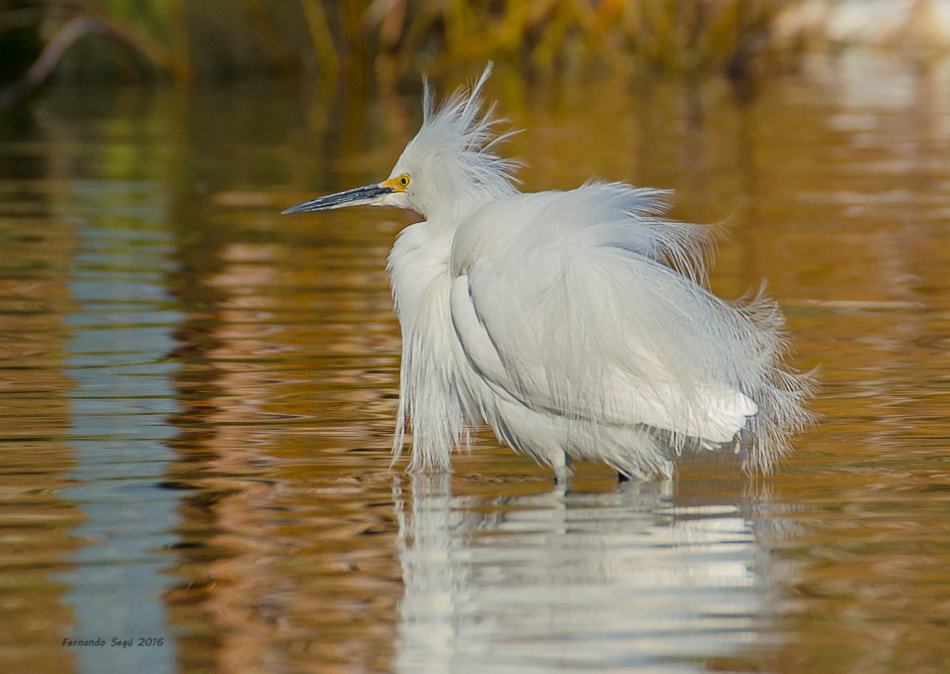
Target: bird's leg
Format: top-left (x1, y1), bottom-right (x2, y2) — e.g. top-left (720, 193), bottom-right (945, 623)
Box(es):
top-left (552, 452), bottom-right (574, 484)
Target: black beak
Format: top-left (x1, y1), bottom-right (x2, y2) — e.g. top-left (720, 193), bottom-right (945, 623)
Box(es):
top-left (282, 182), bottom-right (394, 214)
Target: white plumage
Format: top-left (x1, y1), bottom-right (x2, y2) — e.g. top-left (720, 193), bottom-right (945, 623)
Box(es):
top-left (284, 64), bottom-right (814, 481)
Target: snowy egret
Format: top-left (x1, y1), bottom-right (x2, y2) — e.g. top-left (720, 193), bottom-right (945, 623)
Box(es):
top-left (284, 64), bottom-right (814, 482)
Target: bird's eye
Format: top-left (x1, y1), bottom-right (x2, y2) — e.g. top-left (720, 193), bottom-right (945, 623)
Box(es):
top-left (398, 175), bottom-right (410, 188)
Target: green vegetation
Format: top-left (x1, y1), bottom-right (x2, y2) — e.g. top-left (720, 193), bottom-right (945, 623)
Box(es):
top-left (0, 0), bottom-right (789, 104)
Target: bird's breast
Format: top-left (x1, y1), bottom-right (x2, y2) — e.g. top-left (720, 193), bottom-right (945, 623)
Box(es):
top-left (387, 222), bottom-right (455, 333)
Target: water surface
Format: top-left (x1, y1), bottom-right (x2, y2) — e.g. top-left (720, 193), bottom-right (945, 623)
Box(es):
top-left (0, 56), bottom-right (948, 673)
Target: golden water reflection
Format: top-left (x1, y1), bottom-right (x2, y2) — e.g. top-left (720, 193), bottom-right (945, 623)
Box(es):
top-left (0, 184), bottom-right (81, 673)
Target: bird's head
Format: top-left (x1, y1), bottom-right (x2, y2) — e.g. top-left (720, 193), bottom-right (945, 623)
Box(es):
top-left (283, 63), bottom-right (519, 223)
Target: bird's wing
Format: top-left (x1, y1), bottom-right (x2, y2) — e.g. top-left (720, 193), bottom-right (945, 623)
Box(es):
top-left (449, 184), bottom-right (761, 443)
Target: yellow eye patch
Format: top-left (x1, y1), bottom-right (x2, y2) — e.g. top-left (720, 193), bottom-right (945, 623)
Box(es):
top-left (382, 174), bottom-right (410, 191)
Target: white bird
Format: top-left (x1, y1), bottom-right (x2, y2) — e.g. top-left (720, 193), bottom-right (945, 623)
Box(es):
top-left (284, 64), bottom-right (814, 482)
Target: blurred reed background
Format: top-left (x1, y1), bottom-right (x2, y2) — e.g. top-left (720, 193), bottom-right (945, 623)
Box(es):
top-left (5, 0), bottom-right (950, 102)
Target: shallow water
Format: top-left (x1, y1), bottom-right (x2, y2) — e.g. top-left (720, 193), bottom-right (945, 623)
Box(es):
top-left (1, 54), bottom-right (948, 673)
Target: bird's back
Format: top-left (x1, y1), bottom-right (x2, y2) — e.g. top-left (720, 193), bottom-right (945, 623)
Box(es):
top-left (445, 182), bottom-right (813, 477)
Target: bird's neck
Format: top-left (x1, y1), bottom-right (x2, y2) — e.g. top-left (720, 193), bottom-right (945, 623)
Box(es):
top-left (424, 181), bottom-right (516, 228)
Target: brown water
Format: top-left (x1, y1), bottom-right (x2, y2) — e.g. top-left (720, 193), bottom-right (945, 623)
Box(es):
top-left (1, 54), bottom-right (948, 673)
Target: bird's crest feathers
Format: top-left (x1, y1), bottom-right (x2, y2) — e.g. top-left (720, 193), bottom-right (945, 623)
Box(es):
top-left (400, 63), bottom-right (521, 211)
